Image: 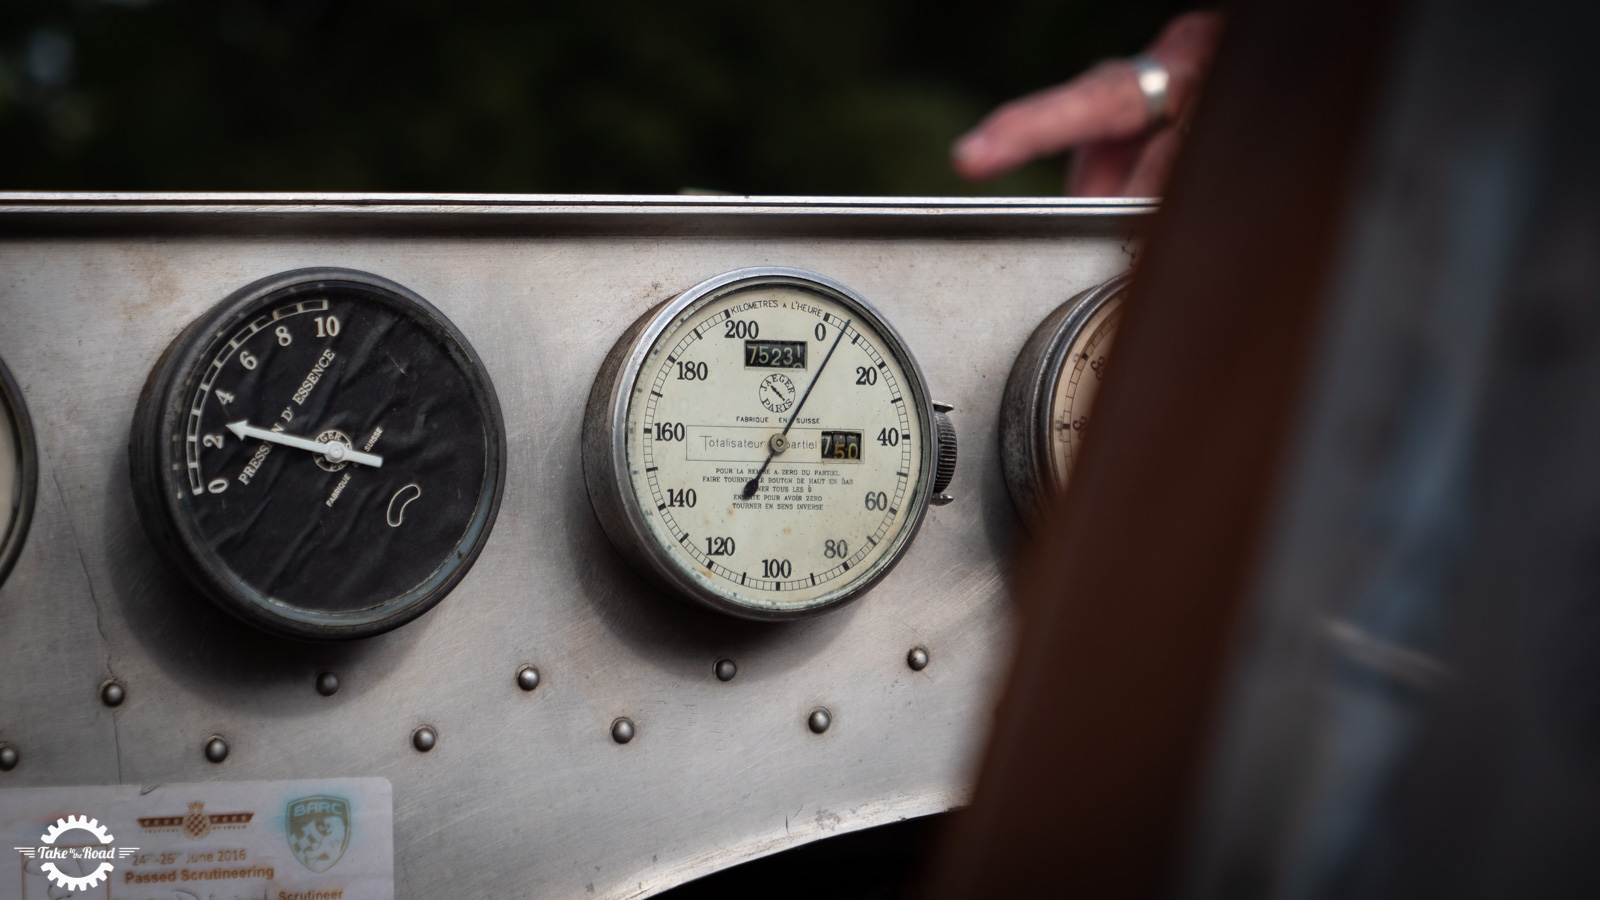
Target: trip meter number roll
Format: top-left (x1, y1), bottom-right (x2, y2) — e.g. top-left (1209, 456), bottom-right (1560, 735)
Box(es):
top-left (130, 268), bottom-right (506, 640)
top-left (583, 267), bottom-right (956, 620)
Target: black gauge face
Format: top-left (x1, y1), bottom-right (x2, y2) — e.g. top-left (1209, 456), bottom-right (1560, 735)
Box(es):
top-left (131, 269), bottom-right (505, 640)
top-left (0, 353), bottom-right (38, 591)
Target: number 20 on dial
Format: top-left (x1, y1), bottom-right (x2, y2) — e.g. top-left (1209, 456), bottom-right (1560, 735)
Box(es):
top-left (583, 267), bottom-right (957, 619)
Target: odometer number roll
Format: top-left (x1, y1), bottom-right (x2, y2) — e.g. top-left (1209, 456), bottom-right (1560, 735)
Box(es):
top-left (130, 268), bottom-right (507, 640)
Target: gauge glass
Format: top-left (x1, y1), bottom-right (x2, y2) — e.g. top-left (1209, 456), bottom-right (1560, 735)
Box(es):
top-left (131, 269), bottom-right (505, 639)
top-left (1047, 295), bottom-right (1122, 485)
top-left (0, 401), bottom-right (14, 534)
top-left (1000, 273), bottom-right (1128, 524)
top-left (586, 268), bottom-right (944, 619)
top-left (0, 354), bottom-right (36, 590)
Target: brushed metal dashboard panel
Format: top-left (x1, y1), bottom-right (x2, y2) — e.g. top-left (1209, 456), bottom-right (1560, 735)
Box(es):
top-left (0, 195), bottom-right (1148, 898)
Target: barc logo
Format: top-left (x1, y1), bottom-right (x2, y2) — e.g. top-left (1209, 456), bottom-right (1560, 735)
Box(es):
top-left (13, 815), bottom-right (139, 891)
top-left (286, 795), bottom-right (350, 873)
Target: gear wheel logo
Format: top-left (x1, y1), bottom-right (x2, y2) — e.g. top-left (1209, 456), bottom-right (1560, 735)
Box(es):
top-left (14, 814), bottom-right (138, 892)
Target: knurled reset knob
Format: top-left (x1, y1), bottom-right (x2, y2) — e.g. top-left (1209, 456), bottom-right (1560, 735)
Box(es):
top-left (932, 404), bottom-right (957, 504)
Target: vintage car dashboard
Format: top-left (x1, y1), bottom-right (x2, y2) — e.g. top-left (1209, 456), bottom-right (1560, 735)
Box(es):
top-left (0, 194), bottom-right (1148, 899)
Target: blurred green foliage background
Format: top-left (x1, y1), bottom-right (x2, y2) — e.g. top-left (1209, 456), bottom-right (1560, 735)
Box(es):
top-left (0, 0), bottom-right (1187, 195)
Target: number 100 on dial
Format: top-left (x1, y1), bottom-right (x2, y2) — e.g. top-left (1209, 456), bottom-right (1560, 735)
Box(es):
top-left (583, 267), bottom-right (957, 620)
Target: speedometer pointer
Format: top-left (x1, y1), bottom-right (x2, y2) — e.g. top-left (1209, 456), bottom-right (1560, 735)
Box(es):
top-left (226, 420), bottom-right (384, 468)
top-left (741, 318), bottom-right (851, 500)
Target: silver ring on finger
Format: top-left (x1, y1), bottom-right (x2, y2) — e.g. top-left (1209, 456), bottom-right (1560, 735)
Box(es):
top-left (1128, 54), bottom-right (1171, 125)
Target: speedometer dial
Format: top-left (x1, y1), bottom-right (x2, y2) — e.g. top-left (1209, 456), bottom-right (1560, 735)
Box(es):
top-left (0, 353), bottom-right (37, 591)
top-left (1000, 272), bottom-right (1127, 525)
top-left (583, 267), bottom-right (957, 620)
top-left (130, 268), bottom-right (506, 640)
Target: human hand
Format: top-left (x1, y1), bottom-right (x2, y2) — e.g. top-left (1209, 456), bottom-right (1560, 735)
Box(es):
top-left (950, 11), bottom-right (1224, 196)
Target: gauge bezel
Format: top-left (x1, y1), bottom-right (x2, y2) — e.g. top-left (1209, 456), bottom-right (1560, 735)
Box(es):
top-left (0, 354), bottom-right (38, 591)
top-left (1000, 271), bottom-right (1130, 525)
top-left (129, 267), bottom-right (507, 641)
top-left (582, 266), bottom-right (939, 621)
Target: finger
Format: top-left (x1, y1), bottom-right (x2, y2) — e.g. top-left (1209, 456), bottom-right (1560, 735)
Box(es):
top-left (1145, 11), bottom-right (1226, 98)
top-left (952, 60), bottom-right (1151, 182)
top-left (1121, 123), bottom-right (1186, 196)
top-left (1067, 136), bottom-right (1145, 196)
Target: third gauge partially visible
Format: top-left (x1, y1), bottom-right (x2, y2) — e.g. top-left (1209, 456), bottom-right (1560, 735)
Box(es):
top-left (1000, 273), bottom-right (1128, 525)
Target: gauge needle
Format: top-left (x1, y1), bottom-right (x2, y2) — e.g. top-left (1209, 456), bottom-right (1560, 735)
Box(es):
top-left (226, 420), bottom-right (384, 468)
top-left (742, 319), bottom-right (851, 500)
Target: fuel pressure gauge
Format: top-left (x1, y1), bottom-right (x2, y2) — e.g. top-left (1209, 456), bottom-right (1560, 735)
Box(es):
top-left (583, 267), bottom-right (957, 620)
top-left (130, 269), bottom-right (506, 640)
top-left (1000, 272), bottom-right (1128, 525)
top-left (0, 353), bottom-right (37, 591)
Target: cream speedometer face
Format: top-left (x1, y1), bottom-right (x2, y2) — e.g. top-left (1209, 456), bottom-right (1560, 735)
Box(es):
top-left (584, 268), bottom-right (953, 620)
top-left (1000, 273), bottom-right (1128, 525)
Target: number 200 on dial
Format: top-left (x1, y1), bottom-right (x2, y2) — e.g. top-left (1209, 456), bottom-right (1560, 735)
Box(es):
top-left (584, 268), bottom-right (956, 619)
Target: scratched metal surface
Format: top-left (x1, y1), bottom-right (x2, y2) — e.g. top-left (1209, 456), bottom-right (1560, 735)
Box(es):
top-left (0, 196), bottom-right (1144, 899)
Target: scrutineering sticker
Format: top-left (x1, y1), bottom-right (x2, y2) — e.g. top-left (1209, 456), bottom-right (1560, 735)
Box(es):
top-left (1, 778), bottom-right (391, 900)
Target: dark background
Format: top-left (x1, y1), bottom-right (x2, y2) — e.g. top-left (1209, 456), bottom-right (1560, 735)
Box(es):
top-left (1, 0), bottom-right (1188, 194)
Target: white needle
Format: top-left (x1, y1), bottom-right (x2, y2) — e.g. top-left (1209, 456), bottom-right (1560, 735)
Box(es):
top-left (226, 420), bottom-right (384, 468)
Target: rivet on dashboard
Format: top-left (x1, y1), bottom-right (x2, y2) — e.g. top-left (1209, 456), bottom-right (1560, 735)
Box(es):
top-left (0, 744), bottom-right (17, 771)
top-left (907, 647), bottom-right (930, 671)
top-left (715, 659), bottom-right (737, 682)
top-left (100, 680), bottom-right (126, 707)
top-left (611, 717), bottom-right (636, 744)
top-left (412, 726), bottom-right (437, 752)
top-left (517, 665), bottom-right (541, 692)
top-left (204, 736), bottom-right (229, 763)
top-left (808, 707), bottom-right (832, 734)
top-left (316, 672), bottom-right (340, 696)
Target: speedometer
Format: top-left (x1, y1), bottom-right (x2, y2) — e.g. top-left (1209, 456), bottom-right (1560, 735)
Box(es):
top-left (583, 267), bottom-right (957, 620)
top-left (129, 268), bottom-right (506, 640)
top-left (1000, 272), bottom-right (1127, 524)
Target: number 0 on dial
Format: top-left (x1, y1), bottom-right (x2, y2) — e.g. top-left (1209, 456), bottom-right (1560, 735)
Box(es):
top-left (583, 267), bottom-right (956, 620)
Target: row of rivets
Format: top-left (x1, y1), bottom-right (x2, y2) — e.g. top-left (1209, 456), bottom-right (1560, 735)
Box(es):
top-left (1, 648), bottom-right (931, 769)
top-left (608, 707), bottom-right (832, 745)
